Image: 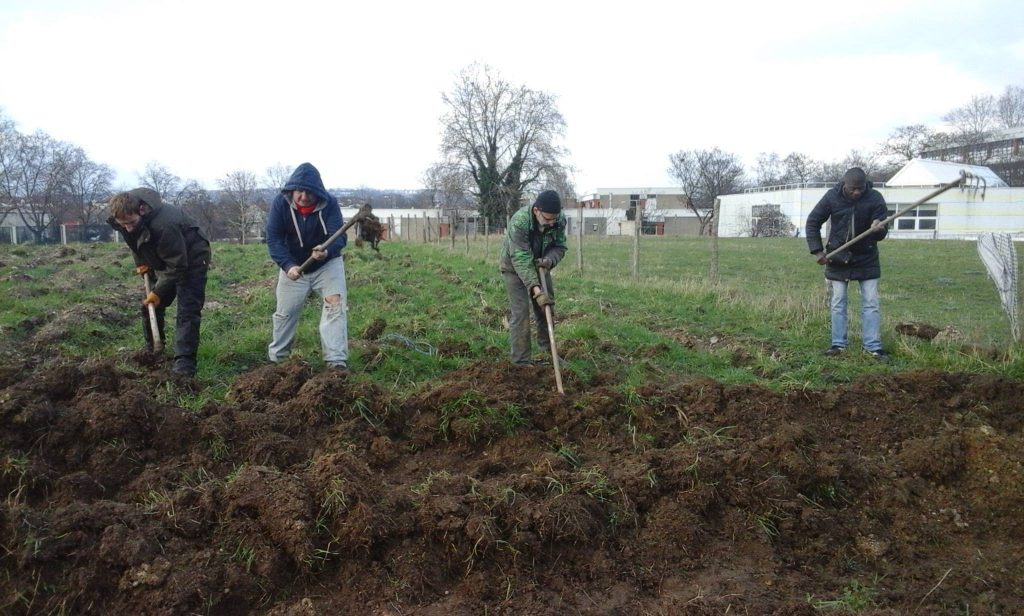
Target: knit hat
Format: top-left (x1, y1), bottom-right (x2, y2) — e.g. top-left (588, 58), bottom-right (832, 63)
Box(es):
top-left (533, 190), bottom-right (561, 214)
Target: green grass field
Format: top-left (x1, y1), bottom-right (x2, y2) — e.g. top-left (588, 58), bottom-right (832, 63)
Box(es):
top-left (1, 235), bottom-right (1020, 403)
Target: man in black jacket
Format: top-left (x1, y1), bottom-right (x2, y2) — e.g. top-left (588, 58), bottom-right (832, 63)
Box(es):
top-left (108, 188), bottom-right (211, 377)
top-left (805, 167), bottom-right (889, 359)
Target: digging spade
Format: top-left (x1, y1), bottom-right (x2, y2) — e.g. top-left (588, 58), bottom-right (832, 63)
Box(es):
top-left (536, 266), bottom-right (564, 395)
top-left (297, 203), bottom-right (372, 274)
top-left (141, 271), bottom-right (163, 353)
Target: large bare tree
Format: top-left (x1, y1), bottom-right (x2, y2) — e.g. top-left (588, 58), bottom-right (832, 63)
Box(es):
top-left (437, 64), bottom-right (569, 225)
top-left (138, 161), bottom-right (182, 202)
top-left (667, 148), bottom-right (746, 235)
top-left (880, 124), bottom-right (937, 162)
top-left (65, 146), bottom-right (114, 229)
top-left (0, 130), bottom-right (78, 242)
top-left (177, 180), bottom-right (227, 240)
top-left (782, 152), bottom-right (822, 184)
top-left (996, 85), bottom-right (1024, 129)
top-left (943, 95), bottom-right (998, 148)
top-left (265, 163), bottom-right (294, 191)
top-left (754, 152), bottom-right (785, 187)
top-left (218, 170), bottom-right (262, 244)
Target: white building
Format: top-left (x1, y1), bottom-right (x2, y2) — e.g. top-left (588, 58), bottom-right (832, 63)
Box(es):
top-left (717, 159), bottom-right (1024, 240)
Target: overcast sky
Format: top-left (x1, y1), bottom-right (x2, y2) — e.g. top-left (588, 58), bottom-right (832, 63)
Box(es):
top-left (1, 0), bottom-right (1022, 193)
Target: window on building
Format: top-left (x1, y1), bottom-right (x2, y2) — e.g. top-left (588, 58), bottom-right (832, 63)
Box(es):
top-left (887, 204), bottom-right (938, 231)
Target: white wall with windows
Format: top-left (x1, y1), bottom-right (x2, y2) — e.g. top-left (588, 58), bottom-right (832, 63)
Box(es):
top-left (719, 183), bottom-right (1024, 239)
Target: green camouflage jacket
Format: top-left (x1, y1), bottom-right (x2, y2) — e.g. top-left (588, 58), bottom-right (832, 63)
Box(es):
top-left (499, 205), bottom-right (568, 289)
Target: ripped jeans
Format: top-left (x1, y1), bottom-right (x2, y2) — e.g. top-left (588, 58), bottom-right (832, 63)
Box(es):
top-left (268, 256), bottom-right (349, 366)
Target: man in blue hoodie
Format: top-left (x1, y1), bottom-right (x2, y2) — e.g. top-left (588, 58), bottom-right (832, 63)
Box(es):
top-left (266, 162), bottom-right (349, 370)
top-left (806, 167), bottom-right (889, 359)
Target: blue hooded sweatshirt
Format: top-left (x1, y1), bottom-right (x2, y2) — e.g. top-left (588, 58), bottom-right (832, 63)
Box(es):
top-left (266, 162), bottom-right (345, 274)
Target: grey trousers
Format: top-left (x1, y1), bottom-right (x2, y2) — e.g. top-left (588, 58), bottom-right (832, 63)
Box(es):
top-left (268, 257), bottom-right (349, 366)
top-left (502, 270), bottom-right (553, 364)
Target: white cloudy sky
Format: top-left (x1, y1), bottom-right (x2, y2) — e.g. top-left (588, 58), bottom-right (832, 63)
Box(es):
top-left (1, 0), bottom-right (1022, 192)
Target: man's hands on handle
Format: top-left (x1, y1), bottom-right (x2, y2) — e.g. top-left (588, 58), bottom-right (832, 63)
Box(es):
top-left (136, 265), bottom-right (151, 275)
top-left (812, 251), bottom-right (828, 265)
top-left (534, 257), bottom-right (553, 269)
top-left (531, 287), bottom-right (554, 307)
top-left (870, 219), bottom-right (886, 234)
top-left (144, 292), bottom-right (160, 307)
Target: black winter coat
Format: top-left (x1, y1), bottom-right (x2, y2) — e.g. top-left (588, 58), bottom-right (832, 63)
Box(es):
top-left (108, 188), bottom-right (211, 301)
top-left (805, 181), bottom-right (888, 281)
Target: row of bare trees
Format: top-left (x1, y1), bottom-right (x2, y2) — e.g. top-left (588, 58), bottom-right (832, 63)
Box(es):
top-left (663, 83), bottom-right (1024, 236)
top-left (0, 111), bottom-right (115, 243)
top-left (749, 83), bottom-right (1024, 189)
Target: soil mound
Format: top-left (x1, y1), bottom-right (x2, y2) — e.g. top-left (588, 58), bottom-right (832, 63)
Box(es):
top-left (1, 357), bottom-right (1022, 614)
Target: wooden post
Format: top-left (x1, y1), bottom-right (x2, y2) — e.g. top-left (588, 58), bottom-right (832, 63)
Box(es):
top-left (485, 217), bottom-right (490, 255)
top-left (710, 198), bottom-right (721, 284)
top-left (464, 213), bottom-right (470, 253)
top-left (450, 214), bottom-right (456, 250)
top-left (631, 204), bottom-right (641, 280)
top-left (576, 199), bottom-right (583, 272)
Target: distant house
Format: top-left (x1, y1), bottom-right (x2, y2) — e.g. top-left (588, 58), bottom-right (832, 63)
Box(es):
top-left (717, 159), bottom-right (1024, 240)
top-left (574, 188), bottom-right (702, 236)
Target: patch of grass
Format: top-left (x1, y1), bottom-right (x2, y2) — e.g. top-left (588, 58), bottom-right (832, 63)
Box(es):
top-left (207, 436), bottom-right (229, 462)
top-left (807, 578), bottom-right (878, 611)
top-left (555, 444), bottom-right (582, 468)
top-left (229, 539), bottom-right (256, 572)
top-left (411, 470), bottom-right (451, 497)
top-left (2, 237), bottom-right (1021, 398)
top-left (2, 453), bottom-right (31, 504)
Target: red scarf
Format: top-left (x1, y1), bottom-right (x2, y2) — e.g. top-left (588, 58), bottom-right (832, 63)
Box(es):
top-left (296, 203), bottom-right (316, 217)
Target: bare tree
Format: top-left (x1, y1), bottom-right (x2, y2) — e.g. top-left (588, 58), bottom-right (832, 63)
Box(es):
top-left (438, 64), bottom-right (568, 225)
top-left (754, 152), bottom-right (785, 187)
top-left (750, 204), bottom-right (796, 237)
top-left (177, 180), bottom-right (226, 240)
top-left (821, 150), bottom-right (883, 183)
top-left (0, 110), bottom-right (20, 217)
top-left (265, 163), bottom-right (294, 191)
top-left (218, 170), bottom-right (262, 244)
top-left (423, 161), bottom-right (471, 209)
top-left (65, 146), bottom-right (114, 229)
top-left (541, 165), bottom-right (578, 203)
top-left (1, 130), bottom-right (78, 242)
top-left (943, 95), bottom-right (998, 146)
top-left (781, 152), bottom-right (821, 184)
top-left (880, 124), bottom-right (936, 162)
top-left (667, 148), bottom-right (746, 235)
top-left (996, 85), bottom-right (1024, 129)
top-left (138, 161), bottom-right (182, 202)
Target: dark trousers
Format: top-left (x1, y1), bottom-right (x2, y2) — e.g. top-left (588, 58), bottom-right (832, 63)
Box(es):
top-left (141, 267), bottom-right (208, 374)
top-left (502, 270), bottom-right (553, 364)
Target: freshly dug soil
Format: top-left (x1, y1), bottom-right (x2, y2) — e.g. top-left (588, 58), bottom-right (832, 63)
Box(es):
top-left (1, 355), bottom-right (1022, 615)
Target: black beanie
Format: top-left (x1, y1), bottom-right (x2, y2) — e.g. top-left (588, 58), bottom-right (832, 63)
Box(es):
top-left (533, 190), bottom-right (561, 214)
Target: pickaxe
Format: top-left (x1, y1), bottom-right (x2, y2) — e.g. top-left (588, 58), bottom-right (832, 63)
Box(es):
top-left (297, 204), bottom-right (372, 274)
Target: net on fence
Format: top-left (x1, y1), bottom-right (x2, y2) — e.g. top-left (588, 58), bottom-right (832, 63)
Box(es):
top-left (977, 233), bottom-right (1020, 342)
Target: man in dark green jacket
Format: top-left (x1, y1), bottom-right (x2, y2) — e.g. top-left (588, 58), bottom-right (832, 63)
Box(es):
top-left (499, 190), bottom-right (567, 365)
top-left (108, 188), bottom-right (211, 377)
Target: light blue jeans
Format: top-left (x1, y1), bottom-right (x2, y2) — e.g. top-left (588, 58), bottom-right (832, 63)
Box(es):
top-left (268, 256), bottom-right (349, 366)
top-left (829, 278), bottom-right (882, 351)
